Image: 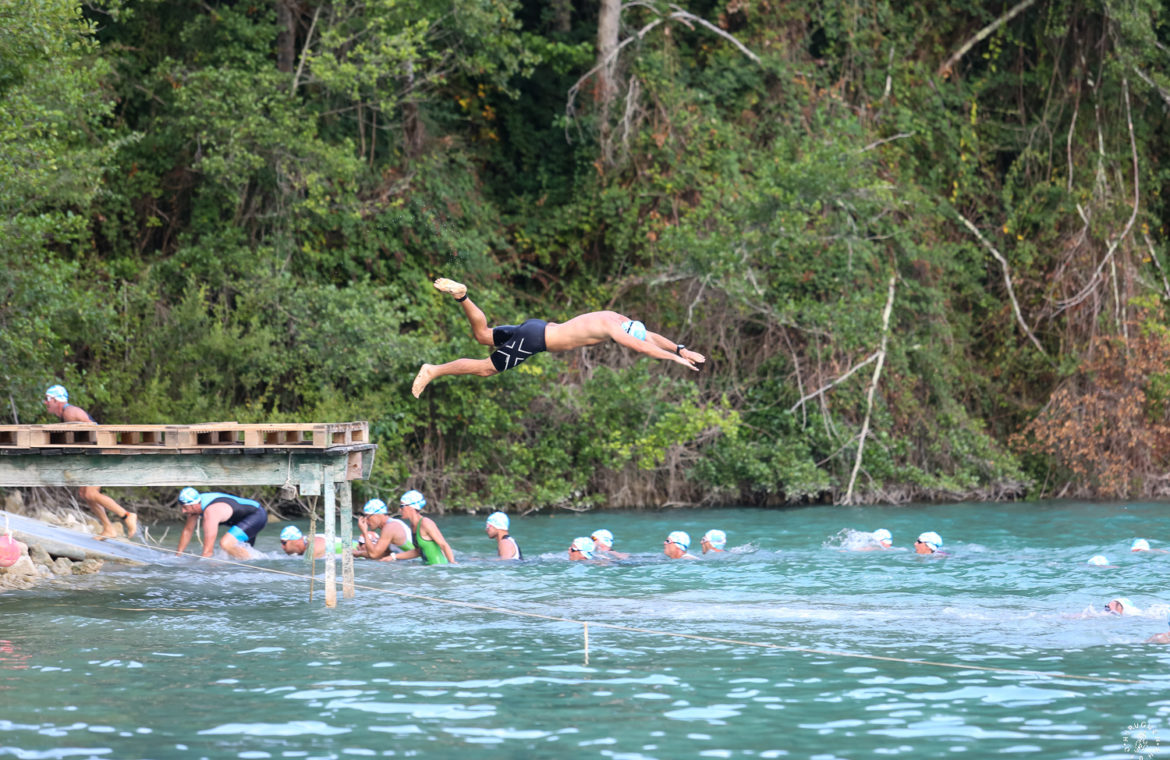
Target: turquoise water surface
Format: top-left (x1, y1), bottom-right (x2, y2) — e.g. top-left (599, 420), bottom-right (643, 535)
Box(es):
top-left (1, 501), bottom-right (1169, 759)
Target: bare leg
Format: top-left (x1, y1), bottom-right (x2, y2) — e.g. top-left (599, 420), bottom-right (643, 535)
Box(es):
top-left (412, 358), bottom-right (498, 398)
top-left (219, 534), bottom-right (255, 560)
top-left (79, 486), bottom-right (137, 538)
top-left (434, 278), bottom-right (494, 345)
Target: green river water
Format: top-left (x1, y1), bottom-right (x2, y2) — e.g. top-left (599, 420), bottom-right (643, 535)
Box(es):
top-left (1, 501), bottom-right (1168, 759)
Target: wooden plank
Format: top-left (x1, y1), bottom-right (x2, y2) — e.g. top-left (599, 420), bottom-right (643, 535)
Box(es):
top-left (0, 450), bottom-right (370, 487)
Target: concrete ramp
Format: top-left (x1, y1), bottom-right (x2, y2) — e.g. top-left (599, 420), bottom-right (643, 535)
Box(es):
top-left (1, 510), bottom-right (162, 566)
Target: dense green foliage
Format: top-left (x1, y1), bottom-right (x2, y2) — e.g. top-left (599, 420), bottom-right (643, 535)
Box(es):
top-left (3, 0), bottom-right (1169, 509)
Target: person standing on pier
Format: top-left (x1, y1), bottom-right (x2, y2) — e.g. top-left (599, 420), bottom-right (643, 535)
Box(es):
top-left (175, 487), bottom-right (267, 560)
top-left (42, 385), bottom-right (138, 540)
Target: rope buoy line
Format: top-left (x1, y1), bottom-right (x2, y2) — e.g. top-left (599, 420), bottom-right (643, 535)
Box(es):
top-left (120, 544), bottom-right (1143, 686)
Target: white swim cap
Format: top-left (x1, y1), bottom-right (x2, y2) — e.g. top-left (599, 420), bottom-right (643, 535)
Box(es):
top-left (362, 498), bottom-right (388, 515)
top-left (570, 537), bottom-right (595, 557)
top-left (486, 512), bottom-right (509, 530)
top-left (702, 529), bottom-right (727, 549)
top-left (620, 319), bottom-right (647, 341)
top-left (872, 528), bottom-right (892, 545)
top-left (916, 531), bottom-right (942, 551)
top-left (280, 526), bottom-right (303, 542)
top-left (1088, 555), bottom-right (1109, 566)
top-left (1132, 538), bottom-right (1151, 552)
top-left (399, 489), bottom-right (426, 510)
top-left (1112, 597), bottom-right (1141, 615)
top-left (44, 385), bottom-right (68, 403)
top-left (666, 531), bottom-right (691, 551)
top-left (591, 529), bottom-right (614, 547)
top-left (178, 487), bottom-right (200, 505)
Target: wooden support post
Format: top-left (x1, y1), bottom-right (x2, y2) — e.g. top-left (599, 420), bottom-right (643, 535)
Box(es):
top-left (339, 479), bottom-right (354, 599)
top-left (323, 466), bottom-right (337, 608)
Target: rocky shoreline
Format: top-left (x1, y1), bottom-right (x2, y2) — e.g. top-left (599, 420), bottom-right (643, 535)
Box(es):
top-left (0, 540), bottom-right (104, 591)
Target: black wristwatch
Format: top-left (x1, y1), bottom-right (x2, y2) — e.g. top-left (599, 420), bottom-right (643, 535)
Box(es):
top-left (676, 344), bottom-right (685, 355)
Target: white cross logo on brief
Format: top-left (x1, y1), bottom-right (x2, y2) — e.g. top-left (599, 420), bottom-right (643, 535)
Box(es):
top-left (501, 338), bottom-right (532, 369)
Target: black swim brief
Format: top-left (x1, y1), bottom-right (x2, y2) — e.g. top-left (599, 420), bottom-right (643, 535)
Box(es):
top-left (490, 318), bottom-right (548, 372)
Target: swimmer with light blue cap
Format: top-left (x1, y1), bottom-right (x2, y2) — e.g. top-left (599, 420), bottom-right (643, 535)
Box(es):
top-left (701, 529), bottom-right (727, 553)
top-left (1107, 597), bottom-right (1142, 616)
top-left (485, 512), bottom-right (521, 560)
top-left (279, 524), bottom-right (352, 558)
top-left (664, 530), bottom-right (696, 559)
top-left (280, 526), bottom-right (303, 542)
top-left (356, 497), bottom-right (415, 561)
top-left (1087, 554), bottom-right (1111, 566)
top-left (569, 536), bottom-right (595, 560)
top-left (590, 528), bottom-right (629, 559)
top-left (915, 531), bottom-right (943, 554)
top-left (872, 528), bottom-right (892, 548)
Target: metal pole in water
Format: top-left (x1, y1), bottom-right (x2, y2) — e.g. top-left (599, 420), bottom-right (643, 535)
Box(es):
top-left (306, 495), bottom-right (318, 602)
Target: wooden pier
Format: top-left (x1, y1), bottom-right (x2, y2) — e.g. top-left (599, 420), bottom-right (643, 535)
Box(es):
top-left (0, 421), bottom-right (375, 607)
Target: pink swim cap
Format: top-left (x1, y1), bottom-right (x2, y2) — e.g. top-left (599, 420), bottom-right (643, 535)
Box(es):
top-left (0, 535), bottom-right (22, 568)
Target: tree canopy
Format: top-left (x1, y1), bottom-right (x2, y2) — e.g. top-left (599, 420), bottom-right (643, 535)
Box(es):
top-left (3, 0), bottom-right (1169, 509)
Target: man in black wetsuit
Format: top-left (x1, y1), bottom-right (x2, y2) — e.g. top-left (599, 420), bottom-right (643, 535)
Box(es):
top-left (411, 278), bottom-right (706, 397)
top-left (175, 487), bottom-right (267, 560)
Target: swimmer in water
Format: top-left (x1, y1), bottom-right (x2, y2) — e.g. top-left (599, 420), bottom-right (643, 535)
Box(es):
top-left (569, 536), bottom-right (595, 560)
top-left (278, 526), bottom-right (353, 558)
top-left (914, 531), bottom-right (943, 555)
top-left (1106, 597), bottom-right (1142, 616)
top-left (412, 278), bottom-right (705, 397)
top-left (1131, 538), bottom-right (1168, 554)
top-left (663, 531), bottom-right (698, 559)
top-left (590, 529), bottom-right (629, 559)
top-left (700, 529), bottom-right (727, 554)
top-left (355, 498), bottom-right (415, 560)
top-left (485, 512), bottom-right (522, 560)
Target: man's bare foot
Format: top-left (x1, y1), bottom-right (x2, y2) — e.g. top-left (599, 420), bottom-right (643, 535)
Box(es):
top-left (433, 278), bottom-right (467, 300)
top-left (96, 528), bottom-right (117, 541)
top-left (124, 513), bottom-right (139, 538)
top-left (412, 364), bottom-right (436, 398)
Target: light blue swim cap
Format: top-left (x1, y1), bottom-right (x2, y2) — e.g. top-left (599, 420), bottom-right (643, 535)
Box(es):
top-left (916, 531), bottom-right (943, 551)
top-left (666, 530), bottom-right (691, 551)
top-left (178, 487), bottom-right (200, 505)
top-left (702, 529), bottom-right (727, 549)
top-left (1112, 597), bottom-right (1141, 615)
top-left (1132, 538), bottom-right (1151, 552)
top-left (591, 529), bottom-right (614, 547)
top-left (486, 512), bottom-right (509, 530)
top-left (400, 489), bottom-right (426, 510)
top-left (1088, 554), bottom-right (1109, 566)
top-left (45, 385), bottom-right (68, 403)
top-left (620, 319), bottom-right (647, 341)
top-left (362, 498), bottom-right (388, 515)
top-left (872, 528), bottom-right (892, 545)
top-left (280, 526), bottom-right (304, 542)
top-left (570, 537), bottom-right (595, 557)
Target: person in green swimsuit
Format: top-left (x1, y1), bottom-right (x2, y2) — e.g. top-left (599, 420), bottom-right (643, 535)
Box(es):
top-left (385, 490), bottom-right (456, 565)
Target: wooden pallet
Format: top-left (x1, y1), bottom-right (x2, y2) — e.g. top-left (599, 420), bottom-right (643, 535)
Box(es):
top-left (0, 421), bottom-right (369, 451)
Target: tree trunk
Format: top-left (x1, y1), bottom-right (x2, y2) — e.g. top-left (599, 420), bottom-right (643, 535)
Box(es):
top-left (276, 0), bottom-right (296, 74)
top-left (596, 0), bottom-right (620, 166)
